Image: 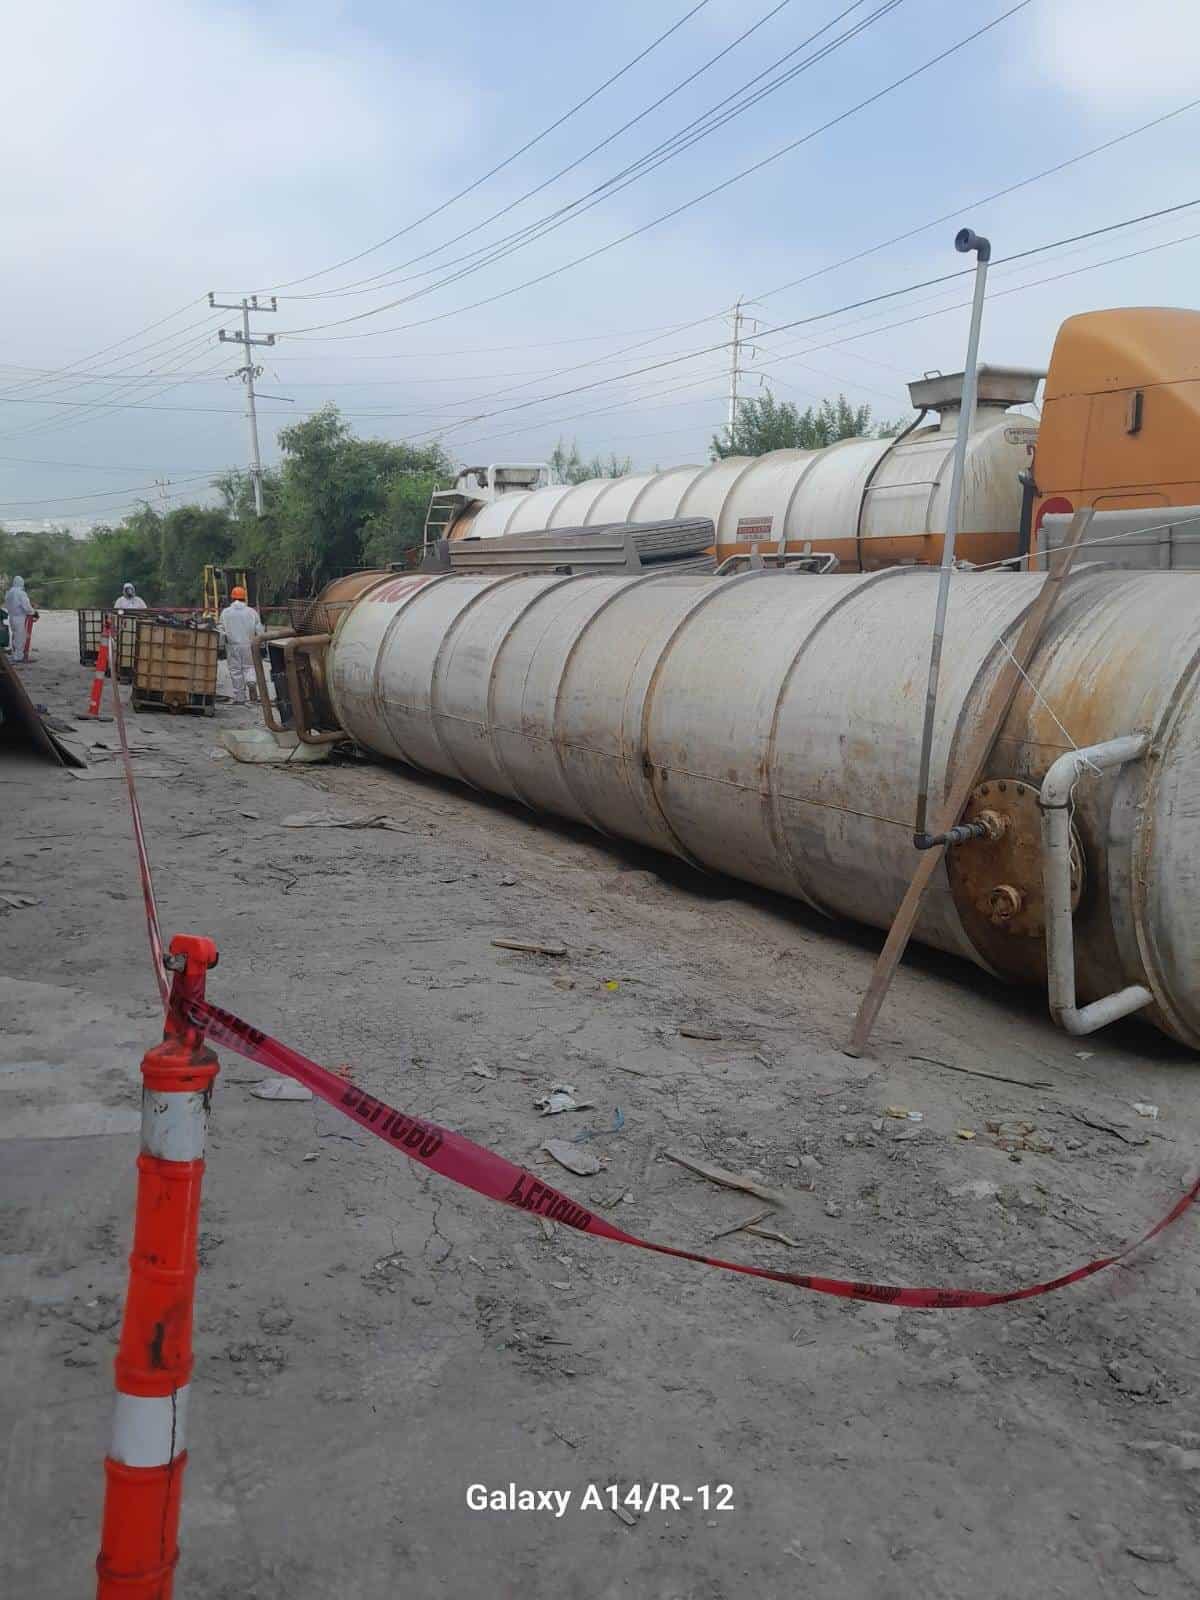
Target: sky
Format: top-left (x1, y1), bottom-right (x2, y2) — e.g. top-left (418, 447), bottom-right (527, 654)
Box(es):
top-left (1, 0), bottom-right (1198, 529)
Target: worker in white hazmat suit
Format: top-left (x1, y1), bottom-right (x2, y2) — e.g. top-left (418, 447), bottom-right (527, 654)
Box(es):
top-left (4, 576), bottom-right (38, 662)
top-left (218, 585), bottom-right (263, 705)
top-left (113, 582), bottom-right (147, 612)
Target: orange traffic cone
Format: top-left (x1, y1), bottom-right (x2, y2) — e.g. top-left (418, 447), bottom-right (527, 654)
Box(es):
top-left (96, 935), bottom-right (219, 1600)
top-left (86, 627), bottom-right (111, 718)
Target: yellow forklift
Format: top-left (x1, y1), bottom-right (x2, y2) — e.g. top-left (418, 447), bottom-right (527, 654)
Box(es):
top-left (202, 564), bottom-right (258, 622)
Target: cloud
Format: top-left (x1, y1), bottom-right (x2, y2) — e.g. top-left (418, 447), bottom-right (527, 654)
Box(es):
top-left (0, 0), bottom-right (469, 279)
top-left (1035, 0), bottom-right (1200, 109)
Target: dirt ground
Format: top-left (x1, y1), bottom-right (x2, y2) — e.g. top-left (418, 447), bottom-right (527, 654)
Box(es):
top-left (3, 609), bottom-right (1199, 1600)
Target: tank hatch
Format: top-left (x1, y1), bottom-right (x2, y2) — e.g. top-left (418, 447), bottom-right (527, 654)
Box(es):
top-left (907, 364), bottom-right (1045, 413)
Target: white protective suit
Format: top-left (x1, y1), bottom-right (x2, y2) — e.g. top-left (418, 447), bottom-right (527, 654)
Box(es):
top-left (113, 583), bottom-right (147, 612)
top-left (4, 576), bottom-right (36, 660)
top-left (218, 598), bottom-right (264, 705)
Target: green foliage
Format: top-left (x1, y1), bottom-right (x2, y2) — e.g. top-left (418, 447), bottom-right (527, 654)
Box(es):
top-left (549, 438), bottom-right (634, 485)
top-left (711, 392), bottom-right (886, 459)
top-left (0, 525), bottom-right (85, 606)
top-left (157, 505), bottom-right (235, 604)
top-left (267, 408), bottom-right (450, 589)
top-left (0, 406), bottom-right (455, 612)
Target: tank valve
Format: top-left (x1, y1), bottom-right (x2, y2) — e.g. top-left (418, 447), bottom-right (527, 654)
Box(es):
top-left (981, 884), bottom-right (1023, 926)
top-left (976, 809), bottom-right (1009, 841)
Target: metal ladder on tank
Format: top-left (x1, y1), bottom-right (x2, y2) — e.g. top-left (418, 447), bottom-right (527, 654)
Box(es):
top-left (422, 490), bottom-right (467, 554)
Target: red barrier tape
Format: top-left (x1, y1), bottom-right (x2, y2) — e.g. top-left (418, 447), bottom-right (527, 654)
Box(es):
top-left (108, 644), bottom-right (168, 1007)
top-left (185, 995), bottom-right (1199, 1310)
top-left (105, 654), bottom-right (1198, 1309)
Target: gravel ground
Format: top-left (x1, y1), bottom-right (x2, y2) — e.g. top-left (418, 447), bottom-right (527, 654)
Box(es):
top-left (2, 610), bottom-right (1199, 1600)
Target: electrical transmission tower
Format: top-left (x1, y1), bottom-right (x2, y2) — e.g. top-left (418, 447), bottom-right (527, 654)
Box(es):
top-left (209, 293), bottom-right (278, 516)
top-left (725, 296), bottom-right (762, 448)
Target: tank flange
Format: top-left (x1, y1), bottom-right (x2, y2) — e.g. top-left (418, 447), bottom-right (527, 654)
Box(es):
top-left (948, 779), bottom-right (1083, 962)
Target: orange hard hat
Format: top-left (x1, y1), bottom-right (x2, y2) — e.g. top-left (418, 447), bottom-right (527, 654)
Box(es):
top-left (230, 585), bottom-right (247, 600)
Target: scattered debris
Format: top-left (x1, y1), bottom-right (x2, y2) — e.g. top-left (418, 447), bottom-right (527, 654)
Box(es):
top-left (611, 1505), bottom-right (638, 1528)
top-left (823, 1199), bottom-right (843, 1219)
top-left (955, 1129), bottom-right (976, 1141)
top-left (709, 1205), bottom-right (775, 1242)
top-left (885, 1106), bottom-right (923, 1122)
top-left (679, 1024), bottom-right (722, 1041)
top-left (985, 1119), bottom-right (1055, 1154)
top-left (280, 810), bottom-right (408, 831)
top-left (1070, 1110), bottom-right (1150, 1146)
top-left (604, 980), bottom-right (620, 992)
top-left (744, 1223), bottom-right (803, 1248)
top-left (492, 937), bottom-right (567, 957)
top-left (469, 1061), bottom-right (498, 1079)
top-left (1133, 1102), bottom-right (1160, 1120)
top-left (663, 1149), bottom-right (789, 1207)
top-left (535, 1085), bottom-right (595, 1117)
top-left (0, 893), bottom-right (39, 910)
top-left (239, 808), bottom-right (261, 820)
top-left (572, 1107), bottom-right (625, 1143)
top-left (542, 1140), bottom-right (603, 1177)
top-left (250, 1078), bottom-right (314, 1102)
top-left (498, 874), bottom-right (518, 887)
top-left (1074, 1051), bottom-right (1094, 1060)
top-left (552, 976), bottom-right (576, 990)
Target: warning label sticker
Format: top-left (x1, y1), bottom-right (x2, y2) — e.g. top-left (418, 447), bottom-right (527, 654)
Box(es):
top-left (736, 516), bottom-right (774, 543)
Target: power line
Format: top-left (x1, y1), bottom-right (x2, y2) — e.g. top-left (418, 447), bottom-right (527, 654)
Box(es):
top-left (277, 1), bottom-right (1032, 340)
top-left (0, 296), bottom-right (208, 401)
top-left (284, 0), bottom-right (869, 301)
top-left (0, 324), bottom-right (230, 444)
top-left (253, 1), bottom-right (715, 295)
top-left (393, 197), bottom-right (1200, 446)
top-left (0, 468), bottom-right (224, 510)
top-left (279, 86), bottom-right (1199, 364)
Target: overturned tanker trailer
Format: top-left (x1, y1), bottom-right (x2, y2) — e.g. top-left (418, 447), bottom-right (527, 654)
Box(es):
top-left (272, 561), bottom-right (1200, 1050)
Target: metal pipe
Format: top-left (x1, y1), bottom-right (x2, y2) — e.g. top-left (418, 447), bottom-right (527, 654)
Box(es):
top-left (1039, 734), bottom-right (1153, 1035)
top-left (281, 634), bottom-right (343, 746)
top-left (252, 641), bottom-right (288, 735)
top-left (854, 407), bottom-right (928, 571)
top-left (913, 228), bottom-right (991, 846)
top-left (1016, 468), bottom-right (1038, 564)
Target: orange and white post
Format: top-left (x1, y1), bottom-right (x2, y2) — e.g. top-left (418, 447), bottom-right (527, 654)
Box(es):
top-left (86, 624), bottom-right (111, 719)
top-left (96, 935), bottom-right (220, 1600)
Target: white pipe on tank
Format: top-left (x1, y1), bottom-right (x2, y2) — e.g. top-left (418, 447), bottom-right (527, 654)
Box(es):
top-left (1039, 736), bottom-right (1153, 1035)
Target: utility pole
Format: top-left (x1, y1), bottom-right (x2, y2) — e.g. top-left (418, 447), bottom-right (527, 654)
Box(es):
top-left (209, 293), bottom-right (277, 516)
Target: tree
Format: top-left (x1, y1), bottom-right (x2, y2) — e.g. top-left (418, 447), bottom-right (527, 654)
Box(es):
top-left (73, 507), bottom-right (162, 606)
top-left (266, 407), bottom-right (451, 591)
top-left (549, 438), bottom-right (633, 485)
top-left (158, 503), bottom-right (234, 604)
top-left (711, 393), bottom-right (886, 459)
top-left (0, 408), bottom-right (453, 612)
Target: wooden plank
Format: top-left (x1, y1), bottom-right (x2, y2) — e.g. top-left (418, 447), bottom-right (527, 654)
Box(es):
top-left (662, 1149), bottom-right (790, 1208)
top-left (845, 507), bottom-right (1094, 1057)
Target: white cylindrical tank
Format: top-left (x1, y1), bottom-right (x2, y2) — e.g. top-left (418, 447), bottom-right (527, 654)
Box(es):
top-left (449, 370), bottom-right (1040, 571)
top-left (327, 567), bottom-right (1200, 1048)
